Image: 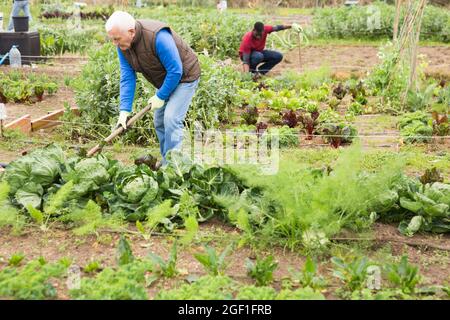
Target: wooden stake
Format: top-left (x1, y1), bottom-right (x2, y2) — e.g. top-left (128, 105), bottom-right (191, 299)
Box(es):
top-left (393, 0), bottom-right (402, 41)
top-left (408, 0), bottom-right (427, 92)
top-left (298, 33), bottom-right (302, 72)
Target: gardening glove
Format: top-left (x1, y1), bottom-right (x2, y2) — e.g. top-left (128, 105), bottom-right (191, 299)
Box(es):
top-left (116, 111), bottom-right (130, 129)
top-left (148, 94), bottom-right (165, 111)
top-left (291, 23), bottom-right (302, 33)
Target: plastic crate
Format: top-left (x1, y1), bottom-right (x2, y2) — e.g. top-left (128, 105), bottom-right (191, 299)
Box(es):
top-left (0, 31), bottom-right (41, 65)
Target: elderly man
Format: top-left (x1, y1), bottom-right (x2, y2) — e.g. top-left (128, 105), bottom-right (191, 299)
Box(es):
top-left (239, 21), bottom-right (300, 78)
top-left (105, 11), bottom-right (200, 164)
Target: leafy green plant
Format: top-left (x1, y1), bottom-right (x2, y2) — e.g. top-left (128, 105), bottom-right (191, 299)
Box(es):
top-left (155, 275), bottom-right (235, 300)
top-left (117, 235), bottom-right (135, 266)
top-left (83, 260), bottom-right (102, 274)
top-left (331, 256), bottom-right (373, 293)
top-left (398, 111), bottom-right (433, 144)
top-left (148, 241), bottom-right (178, 278)
top-left (406, 84), bottom-right (436, 112)
top-left (0, 258), bottom-right (68, 300)
top-left (318, 108), bottom-right (357, 147)
top-left (0, 71), bottom-right (58, 103)
top-left (385, 256), bottom-right (421, 294)
top-left (312, 3), bottom-right (449, 43)
top-left (290, 257), bottom-right (327, 290)
top-left (348, 101), bottom-right (364, 116)
top-left (25, 180), bottom-right (74, 232)
top-left (282, 110), bottom-right (299, 128)
top-left (8, 253), bottom-right (25, 267)
top-left (70, 260), bottom-right (153, 300)
top-left (0, 181), bottom-right (25, 233)
top-left (431, 110), bottom-right (449, 137)
top-left (38, 23), bottom-right (104, 56)
top-left (236, 286), bottom-right (277, 300)
top-left (245, 255), bottom-right (278, 286)
top-left (241, 105), bottom-right (259, 125)
top-left (66, 200), bottom-right (125, 236)
top-left (275, 287), bottom-right (325, 300)
top-left (33, 84), bottom-right (45, 101)
top-left (194, 244), bottom-right (232, 276)
top-left (320, 122), bottom-right (358, 148)
top-left (262, 126), bottom-right (299, 148)
top-left (298, 110), bottom-right (320, 140)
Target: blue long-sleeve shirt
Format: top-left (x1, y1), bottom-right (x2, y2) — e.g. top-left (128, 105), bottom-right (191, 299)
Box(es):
top-left (118, 28), bottom-right (183, 112)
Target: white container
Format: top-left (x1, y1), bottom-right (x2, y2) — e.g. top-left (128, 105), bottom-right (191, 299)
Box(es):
top-left (0, 103), bottom-right (6, 121)
top-left (0, 12), bottom-right (3, 31)
top-left (9, 45), bottom-right (22, 68)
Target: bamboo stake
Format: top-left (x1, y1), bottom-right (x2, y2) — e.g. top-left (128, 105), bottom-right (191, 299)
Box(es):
top-left (408, 0), bottom-right (427, 91)
top-left (298, 33), bottom-right (302, 72)
top-left (393, 0), bottom-right (402, 41)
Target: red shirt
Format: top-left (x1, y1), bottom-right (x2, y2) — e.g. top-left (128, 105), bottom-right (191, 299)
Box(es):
top-left (239, 25), bottom-right (274, 57)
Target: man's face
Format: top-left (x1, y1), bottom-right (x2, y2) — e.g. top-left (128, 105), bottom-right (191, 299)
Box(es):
top-left (252, 30), bottom-right (263, 40)
top-left (108, 26), bottom-right (136, 50)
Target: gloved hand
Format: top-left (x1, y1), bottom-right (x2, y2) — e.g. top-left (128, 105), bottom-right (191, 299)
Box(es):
top-left (148, 95), bottom-right (165, 111)
top-left (291, 23), bottom-right (302, 33)
top-left (116, 111), bottom-right (130, 129)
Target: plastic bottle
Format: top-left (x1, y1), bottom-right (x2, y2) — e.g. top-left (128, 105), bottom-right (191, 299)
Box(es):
top-left (9, 45), bottom-right (22, 68)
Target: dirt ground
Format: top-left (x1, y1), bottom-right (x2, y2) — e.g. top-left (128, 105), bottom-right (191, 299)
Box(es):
top-left (0, 221), bottom-right (449, 299)
top-left (1, 58), bottom-right (83, 124)
top-left (275, 45), bottom-right (450, 80)
top-left (3, 87), bottom-right (76, 122)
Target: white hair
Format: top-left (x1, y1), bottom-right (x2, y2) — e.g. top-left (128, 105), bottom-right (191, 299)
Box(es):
top-left (105, 11), bottom-right (136, 32)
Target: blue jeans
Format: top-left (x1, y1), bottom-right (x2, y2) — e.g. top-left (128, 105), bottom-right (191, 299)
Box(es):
top-left (249, 50), bottom-right (283, 75)
top-left (7, 0), bottom-right (32, 31)
top-left (154, 79), bottom-right (199, 162)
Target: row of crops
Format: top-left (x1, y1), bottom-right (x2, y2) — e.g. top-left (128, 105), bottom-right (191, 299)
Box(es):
top-left (1, 143), bottom-right (449, 244)
top-left (2, 238), bottom-right (448, 300)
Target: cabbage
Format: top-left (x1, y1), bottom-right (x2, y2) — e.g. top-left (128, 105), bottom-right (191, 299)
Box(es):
top-left (14, 182), bottom-right (44, 209)
top-left (399, 216), bottom-right (425, 237)
top-left (2, 144), bottom-right (64, 195)
top-left (368, 189), bottom-right (399, 213)
top-left (62, 156), bottom-right (111, 198)
top-left (114, 166), bottom-right (159, 204)
top-left (122, 175), bottom-right (158, 203)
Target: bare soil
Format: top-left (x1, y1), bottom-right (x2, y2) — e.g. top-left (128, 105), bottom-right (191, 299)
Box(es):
top-left (274, 45), bottom-right (450, 80)
top-left (0, 221), bottom-right (449, 299)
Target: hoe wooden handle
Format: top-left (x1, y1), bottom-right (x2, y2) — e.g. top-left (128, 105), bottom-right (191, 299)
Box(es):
top-left (87, 103), bottom-right (153, 157)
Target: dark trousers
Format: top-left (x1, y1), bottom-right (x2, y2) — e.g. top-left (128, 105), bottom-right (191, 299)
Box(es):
top-left (248, 50), bottom-right (283, 75)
